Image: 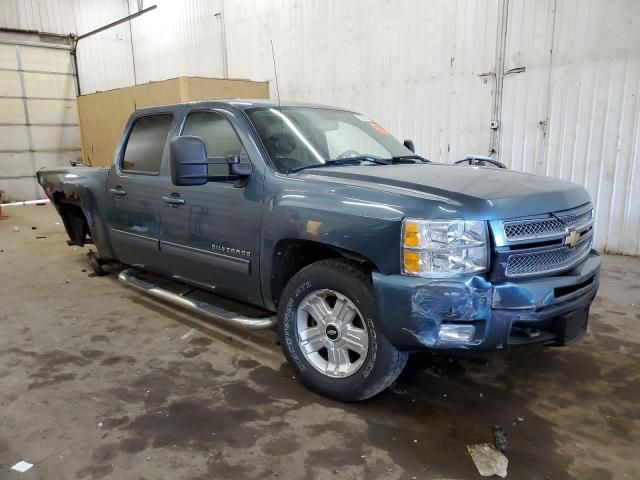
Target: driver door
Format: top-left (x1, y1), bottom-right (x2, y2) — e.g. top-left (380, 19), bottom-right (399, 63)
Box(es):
top-left (159, 109), bottom-right (263, 305)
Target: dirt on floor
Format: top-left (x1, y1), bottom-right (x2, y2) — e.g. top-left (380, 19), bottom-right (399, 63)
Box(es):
top-left (0, 204), bottom-right (638, 480)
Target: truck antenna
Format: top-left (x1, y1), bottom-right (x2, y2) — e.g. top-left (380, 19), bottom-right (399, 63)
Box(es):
top-left (270, 39), bottom-right (288, 170)
top-left (270, 40), bottom-right (282, 111)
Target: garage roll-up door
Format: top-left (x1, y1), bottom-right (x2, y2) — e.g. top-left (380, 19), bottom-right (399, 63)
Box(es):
top-left (0, 39), bottom-right (81, 201)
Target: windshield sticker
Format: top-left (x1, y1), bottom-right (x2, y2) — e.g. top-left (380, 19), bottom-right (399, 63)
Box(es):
top-left (371, 122), bottom-right (390, 135)
top-left (354, 113), bottom-right (371, 122)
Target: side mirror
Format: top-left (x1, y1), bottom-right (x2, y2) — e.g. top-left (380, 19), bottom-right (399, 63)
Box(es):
top-left (169, 136), bottom-right (208, 186)
top-left (227, 154), bottom-right (252, 177)
top-left (403, 139), bottom-right (415, 153)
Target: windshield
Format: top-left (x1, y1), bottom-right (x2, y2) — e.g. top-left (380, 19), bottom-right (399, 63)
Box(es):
top-left (245, 106), bottom-right (415, 173)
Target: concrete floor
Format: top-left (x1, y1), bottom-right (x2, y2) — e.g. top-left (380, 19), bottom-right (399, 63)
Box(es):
top-left (0, 204), bottom-right (639, 480)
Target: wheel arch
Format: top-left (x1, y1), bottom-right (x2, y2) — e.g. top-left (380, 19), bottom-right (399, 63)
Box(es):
top-left (266, 238), bottom-right (378, 310)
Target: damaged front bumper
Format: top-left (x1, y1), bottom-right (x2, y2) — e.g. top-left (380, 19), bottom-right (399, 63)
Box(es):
top-left (372, 251), bottom-right (601, 351)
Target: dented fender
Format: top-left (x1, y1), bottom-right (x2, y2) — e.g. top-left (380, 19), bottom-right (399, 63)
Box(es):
top-left (372, 273), bottom-right (493, 350)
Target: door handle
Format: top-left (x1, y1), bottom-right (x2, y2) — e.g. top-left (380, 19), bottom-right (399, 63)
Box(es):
top-left (162, 195), bottom-right (185, 206)
top-left (109, 188), bottom-right (126, 196)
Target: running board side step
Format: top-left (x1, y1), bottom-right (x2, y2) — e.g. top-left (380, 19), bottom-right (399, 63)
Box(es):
top-left (118, 269), bottom-right (277, 330)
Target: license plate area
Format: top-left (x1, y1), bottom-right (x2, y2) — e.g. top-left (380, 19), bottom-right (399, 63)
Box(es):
top-left (553, 306), bottom-right (589, 345)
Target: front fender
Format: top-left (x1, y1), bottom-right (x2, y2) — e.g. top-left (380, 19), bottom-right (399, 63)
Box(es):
top-left (260, 173), bottom-right (409, 309)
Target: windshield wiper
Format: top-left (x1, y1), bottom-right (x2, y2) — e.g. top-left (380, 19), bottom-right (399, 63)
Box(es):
top-left (290, 156), bottom-right (389, 173)
top-left (391, 154), bottom-right (431, 163)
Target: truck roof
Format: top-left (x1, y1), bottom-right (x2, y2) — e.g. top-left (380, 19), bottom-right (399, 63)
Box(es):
top-left (133, 99), bottom-right (351, 114)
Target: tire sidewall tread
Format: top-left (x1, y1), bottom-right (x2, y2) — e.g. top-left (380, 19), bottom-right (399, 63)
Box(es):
top-left (278, 259), bottom-right (407, 402)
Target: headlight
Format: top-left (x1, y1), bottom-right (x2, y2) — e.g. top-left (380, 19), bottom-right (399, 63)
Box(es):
top-left (401, 219), bottom-right (489, 276)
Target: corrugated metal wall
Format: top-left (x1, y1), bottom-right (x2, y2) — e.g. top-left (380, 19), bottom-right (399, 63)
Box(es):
top-left (498, 0), bottom-right (640, 255)
top-left (128, 0), bottom-right (225, 86)
top-left (1, 0), bottom-right (639, 255)
top-left (225, 0), bottom-right (499, 165)
top-left (0, 0), bottom-right (78, 34)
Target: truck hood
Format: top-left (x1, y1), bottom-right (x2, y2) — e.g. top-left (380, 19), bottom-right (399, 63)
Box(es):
top-left (299, 163), bottom-right (591, 219)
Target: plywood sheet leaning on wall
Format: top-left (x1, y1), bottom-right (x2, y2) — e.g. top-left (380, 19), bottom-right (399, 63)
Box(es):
top-left (76, 77), bottom-right (269, 168)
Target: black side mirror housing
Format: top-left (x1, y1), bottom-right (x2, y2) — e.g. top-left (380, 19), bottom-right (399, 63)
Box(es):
top-left (403, 139), bottom-right (415, 153)
top-left (169, 136), bottom-right (208, 186)
top-left (227, 154), bottom-right (252, 177)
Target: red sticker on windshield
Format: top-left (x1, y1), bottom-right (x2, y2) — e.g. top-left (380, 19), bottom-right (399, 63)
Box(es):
top-left (371, 122), bottom-right (390, 135)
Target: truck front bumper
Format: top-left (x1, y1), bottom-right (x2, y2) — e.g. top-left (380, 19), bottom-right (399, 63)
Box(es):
top-left (372, 251), bottom-right (601, 351)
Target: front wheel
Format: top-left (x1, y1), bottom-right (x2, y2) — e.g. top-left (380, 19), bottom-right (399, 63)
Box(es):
top-left (278, 259), bottom-right (408, 402)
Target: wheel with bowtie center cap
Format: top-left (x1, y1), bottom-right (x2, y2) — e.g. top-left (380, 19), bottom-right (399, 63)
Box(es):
top-left (295, 288), bottom-right (369, 378)
top-left (278, 258), bottom-right (408, 402)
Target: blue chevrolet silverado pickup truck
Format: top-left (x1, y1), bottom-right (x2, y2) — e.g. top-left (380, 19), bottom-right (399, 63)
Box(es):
top-left (37, 100), bottom-right (600, 401)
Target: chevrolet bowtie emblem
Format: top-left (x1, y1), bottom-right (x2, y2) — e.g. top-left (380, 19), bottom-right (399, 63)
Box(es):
top-left (564, 229), bottom-right (581, 248)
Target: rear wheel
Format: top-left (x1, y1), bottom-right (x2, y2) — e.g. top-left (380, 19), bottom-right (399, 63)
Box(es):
top-left (278, 259), bottom-right (408, 401)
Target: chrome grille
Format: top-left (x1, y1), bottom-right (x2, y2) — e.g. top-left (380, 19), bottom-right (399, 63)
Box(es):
top-left (505, 234), bottom-right (593, 278)
top-left (503, 207), bottom-right (593, 241)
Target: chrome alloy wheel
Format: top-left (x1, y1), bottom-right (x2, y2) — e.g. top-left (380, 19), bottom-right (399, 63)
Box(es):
top-left (295, 289), bottom-right (369, 378)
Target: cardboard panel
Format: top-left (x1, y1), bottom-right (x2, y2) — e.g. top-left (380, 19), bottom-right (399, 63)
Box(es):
top-left (0, 98), bottom-right (26, 124)
top-left (77, 89), bottom-right (136, 167)
top-left (0, 70), bottom-right (22, 97)
top-left (184, 77), bottom-right (270, 101)
top-left (0, 126), bottom-right (29, 151)
top-left (131, 78), bottom-right (183, 107)
top-left (77, 76), bottom-right (269, 167)
top-left (27, 99), bottom-right (78, 125)
top-left (19, 46), bottom-right (73, 74)
top-left (23, 72), bottom-right (75, 99)
top-left (0, 44), bottom-right (17, 69)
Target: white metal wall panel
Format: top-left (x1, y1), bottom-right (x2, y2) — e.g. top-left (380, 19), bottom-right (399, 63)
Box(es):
top-left (498, 0), bottom-right (554, 174)
top-left (73, 0), bottom-right (136, 94)
top-left (0, 70), bottom-right (21, 96)
top-left (0, 179), bottom-right (41, 200)
top-left (499, 0), bottom-right (640, 255)
top-left (19, 45), bottom-right (73, 73)
top-left (23, 71), bottom-right (76, 98)
top-left (545, 0), bottom-right (640, 255)
top-left (0, 40), bottom-right (80, 200)
top-left (127, 0), bottom-right (225, 85)
top-left (2, 151), bottom-right (85, 178)
top-left (0, 0), bottom-right (136, 94)
top-left (0, 126), bottom-right (30, 151)
top-left (1, 98), bottom-right (26, 123)
top-left (0, 44), bottom-right (17, 67)
top-left (34, 151), bottom-right (81, 170)
top-left (2, 153), bottom-right (33, 177)
top-left (0, 0), bottom-right (77, 34)
top-left (225, 0), bottom-right (499, 163)
top-left (29, 125), bottom-right (80, 150)
top-left (27, 99), bottom-right (78, 124)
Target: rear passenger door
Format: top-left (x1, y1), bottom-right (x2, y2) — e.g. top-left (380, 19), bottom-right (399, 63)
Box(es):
top-left (107, 112), bottom-right (175, 270)
top-left (159, 108), bottom-right (264, 304)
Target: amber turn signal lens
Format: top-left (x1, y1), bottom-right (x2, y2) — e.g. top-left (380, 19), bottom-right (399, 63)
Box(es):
top-left (402, 250), bottom-right (421, 273)
top-left (403, 222), bottom-right (420, 247)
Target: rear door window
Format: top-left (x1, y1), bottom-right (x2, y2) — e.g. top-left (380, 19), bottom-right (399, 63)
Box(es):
top-left (121, 114), bottom-right (173, 173)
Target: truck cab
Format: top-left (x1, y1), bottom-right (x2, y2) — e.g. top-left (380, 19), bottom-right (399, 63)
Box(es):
top-left (105, 104), bottom-right (265, 305)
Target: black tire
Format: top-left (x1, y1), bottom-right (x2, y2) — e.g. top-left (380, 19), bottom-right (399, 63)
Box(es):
top-left (278, 258), bottom-right (408, 402)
